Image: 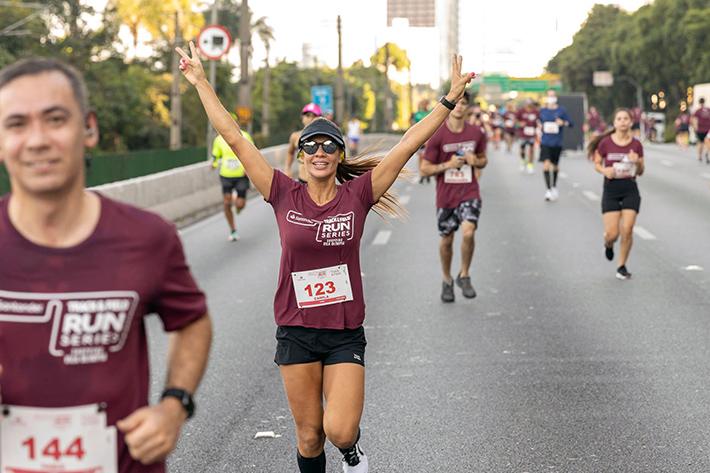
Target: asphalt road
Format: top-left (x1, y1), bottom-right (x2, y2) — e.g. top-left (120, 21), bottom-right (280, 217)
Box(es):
top-left (145, 140), bottom-right (710, 472)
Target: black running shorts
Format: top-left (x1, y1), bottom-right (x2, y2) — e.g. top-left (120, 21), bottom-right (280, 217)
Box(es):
top-left (698, 132), bottom-right (708, 142)
top-left (602, 179), bottom-right (641, 213)
top-left (274, 325), bottom-right (366, 366)
top-left (437, 198), bottom-right (482, 237)
top-left (220, 176), bottom-right (250, 198)
top-left (539, 145), bottom-right (562, 165)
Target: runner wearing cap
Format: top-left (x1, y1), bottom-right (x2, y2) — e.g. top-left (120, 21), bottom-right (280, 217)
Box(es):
top-left (516, 98), bottom-right (539, 175)
top-left (177, 41), bottom-right (474, 473)
top-left (286, 103), bottom-right (322, 182)
top-left (0, 57), bottom-right (212, 472)
top-left (212, 123), bottom-right (255, 241)
top-left (587, 108), bottom-right (644, 280)
top-left (539, 89), bottom-right (573, 201)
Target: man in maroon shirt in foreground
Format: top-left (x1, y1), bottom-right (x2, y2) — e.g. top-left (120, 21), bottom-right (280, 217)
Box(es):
top-left (0, 58), bottom-right (212, 472)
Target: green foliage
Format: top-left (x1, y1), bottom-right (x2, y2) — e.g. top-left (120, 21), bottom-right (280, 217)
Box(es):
top-left (547, 0), bottom-right (710, 125)
top-left (1, 0), bottom-right (430, 154)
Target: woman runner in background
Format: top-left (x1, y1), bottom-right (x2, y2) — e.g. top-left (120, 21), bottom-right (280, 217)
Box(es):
top-left (588, 108), bottom-right (644, 280)
top-left (177, 41), bottom-right (474, 473)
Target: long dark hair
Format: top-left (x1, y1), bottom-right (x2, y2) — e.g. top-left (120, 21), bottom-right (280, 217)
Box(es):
top-left (336, 143), bottom-right (412, 223)
top-left (586, 107), bottom-right (632, 160)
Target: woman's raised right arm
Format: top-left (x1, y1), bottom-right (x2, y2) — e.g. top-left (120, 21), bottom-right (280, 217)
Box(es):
top-left (177, 41), bottom-right (273, 198)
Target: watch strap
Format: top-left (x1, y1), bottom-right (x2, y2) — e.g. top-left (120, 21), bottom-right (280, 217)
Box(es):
top-left (161, 388), bottom-right (195, 418)
top-left (440, 96), bottom-right (456, 111)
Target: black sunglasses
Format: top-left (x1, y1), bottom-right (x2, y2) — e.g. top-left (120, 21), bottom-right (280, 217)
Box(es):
top-left (301, 140), bottom-right (338, 155)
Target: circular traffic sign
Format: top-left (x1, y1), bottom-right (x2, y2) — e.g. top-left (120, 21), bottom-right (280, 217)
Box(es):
top-left (197, 25), bottom-right (232, 60)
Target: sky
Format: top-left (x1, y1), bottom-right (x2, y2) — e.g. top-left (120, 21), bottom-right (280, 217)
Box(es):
top-left (89, 0), bottom-right (652, 85)
top-left (245, 0), bottom-right (652, 85)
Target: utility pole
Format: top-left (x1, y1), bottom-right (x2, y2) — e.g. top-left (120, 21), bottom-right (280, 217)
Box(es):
top-left (169, 11), bottom-right (181, 150)
top-left (238, 0), bottom-right (252, 134)
top-left (335, 15), bottom-right (344, 124)
top-left (206, 0), bottom-right (218, 159)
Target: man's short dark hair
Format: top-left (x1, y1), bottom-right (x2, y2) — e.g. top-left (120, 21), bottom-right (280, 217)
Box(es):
top-left (700, 98), bottom-right (705, 105)
top-left (461, 91), bottom-right (470, 104)
top-left (0, 58), bottom-right (89, 113)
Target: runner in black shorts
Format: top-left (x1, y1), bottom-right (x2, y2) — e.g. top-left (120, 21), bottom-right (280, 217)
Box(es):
top-left (588, 107), bottom-right (644, 280)
top-left (179, 42), bottom-right (475, 472)
top-left (220, 175), bottom-right (250, 199)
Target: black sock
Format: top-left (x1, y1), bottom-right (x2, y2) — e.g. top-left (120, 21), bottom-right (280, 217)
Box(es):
top-left (553, 169), bottom-right (558, 186)
top-left (337, 428), bottom-right (361, 455)
top-left (297, 449), bottom-right (326, 473)
top-left (543, 170), bottom-right (551, 189)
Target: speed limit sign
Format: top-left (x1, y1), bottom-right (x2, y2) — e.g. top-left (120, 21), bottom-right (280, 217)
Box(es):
top-left (197, 25), bottom-right (232, 60)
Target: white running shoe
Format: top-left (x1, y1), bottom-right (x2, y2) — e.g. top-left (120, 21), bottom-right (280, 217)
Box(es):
top-left (551, 187), bottom-right (559, 200)
top-left (544, 189), bottom-right (552, 201)
top-left (519, 162), bottom-right (525, 172)
top-left (527, 163), bottom-right (534, 175)
top-left (342, 444), bottom-right (368, 472)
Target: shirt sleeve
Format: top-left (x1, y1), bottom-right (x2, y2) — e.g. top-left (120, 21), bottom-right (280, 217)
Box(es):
top-left (563, 109), bottom-right (573, 128)
top-left (422, 128), bottom-right (441, 164)
top-left (349, 170), bottom-right (375, 209)
top-left (154, 227), bottom-right (208, 331)
top-left (634, 140), bottom-right (644, 158)
top-left (266, 169), bottom-right (289, 208)
top-left (475, 129), bottom-right (487, 155)
top-left (597, 137), bottom-right (607, 159)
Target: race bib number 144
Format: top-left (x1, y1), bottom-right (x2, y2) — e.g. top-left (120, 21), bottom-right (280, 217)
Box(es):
top-left (0, 404), bottom-right (117, 473)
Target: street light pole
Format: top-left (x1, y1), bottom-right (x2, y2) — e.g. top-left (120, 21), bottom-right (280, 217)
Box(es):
top-left (238, 0), bottom-right (252, 134)
top-left (335, 15), bottom-right (344, 124)
top-left (169, 11), bottom-right (182, 150)
top-left (617, 75), bottom-right (645, 140)
top-left (206, 0), bottom-right (219, 159)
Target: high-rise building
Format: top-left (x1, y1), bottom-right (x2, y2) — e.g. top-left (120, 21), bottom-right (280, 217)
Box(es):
top-left (386, 0), bottom-right (459, 87)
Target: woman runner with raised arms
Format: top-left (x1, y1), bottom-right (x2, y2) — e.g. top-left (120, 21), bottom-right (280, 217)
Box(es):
top-left (176, 41), bottom-right (474, 472)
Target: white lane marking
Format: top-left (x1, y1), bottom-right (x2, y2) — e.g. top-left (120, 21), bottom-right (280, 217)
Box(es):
top-left (572, 182), bottom-right (580, 188)
top-left (372, 230), bottom-right (392, 246)
top-left (701, 173), bottom-right (710, 180)
top-left (684, 265), bottom-right (704, 271)
top-left (661, 160), bottom-right (673, 167)
top-left (583, 190), bottom-right (600, 201)
top-left (399, 195), bottom-right (411, 205)
top-left (633, 226), bottom-right (657, 240)
top-left (559, 172), bottom-right (569, 179)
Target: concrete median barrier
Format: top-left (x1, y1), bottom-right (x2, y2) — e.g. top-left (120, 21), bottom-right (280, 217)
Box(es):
top-left (91, 134), bottom-right (400, 228)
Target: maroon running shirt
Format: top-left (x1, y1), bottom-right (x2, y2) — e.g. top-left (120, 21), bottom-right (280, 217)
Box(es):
top-left (693, 107), bottom-right (710, 133)
top-left (503, 110), bottom-right (517, 133)
top-left (0, 193), bottom-right (208, 473)
top-left (423, 120), bottom-right (486, 209)
top-left (587, 109), bottom-right (600, 128)
top-left (515, 108), bottom-right (539, 138)
top-left (597, 135), bottom-right (644, 182)
top-left (267, 170), bottom-right (375, 330)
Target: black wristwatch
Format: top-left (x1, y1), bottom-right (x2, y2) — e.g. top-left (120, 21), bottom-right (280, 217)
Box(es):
top-left (440, 95), bottom-right (456, 110)
top-left (161, 388), bottom-right (195, 418)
